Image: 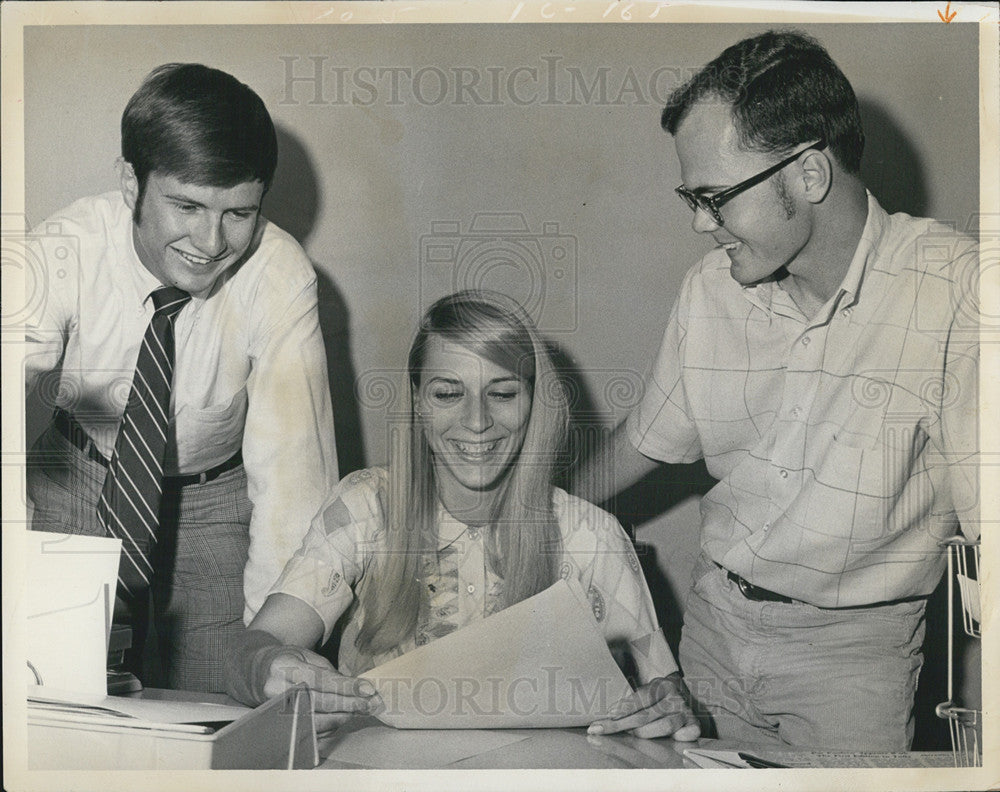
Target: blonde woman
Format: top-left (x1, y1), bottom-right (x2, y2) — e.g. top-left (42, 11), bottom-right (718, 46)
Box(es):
top-left (226, 291), bottom-right (699, 741)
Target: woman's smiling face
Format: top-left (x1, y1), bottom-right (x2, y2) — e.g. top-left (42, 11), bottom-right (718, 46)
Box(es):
top-left (415, 335), bottom-right (532, 516)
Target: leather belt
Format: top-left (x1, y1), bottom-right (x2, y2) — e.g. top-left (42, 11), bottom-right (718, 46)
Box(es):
top-left (53, 408), bottom-right (242, 487)
top-left (717, 561), bottom-right (925, 609)
top-left (725, 570), bottom-right (797, 604)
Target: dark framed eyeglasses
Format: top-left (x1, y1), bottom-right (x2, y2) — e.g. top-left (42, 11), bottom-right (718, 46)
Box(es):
top-left (675, 138), bottom-right (827, 226)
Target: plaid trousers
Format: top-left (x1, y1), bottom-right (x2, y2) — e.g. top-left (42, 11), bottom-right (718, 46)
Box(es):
top-left (27, 422), bottom-right (251, 693)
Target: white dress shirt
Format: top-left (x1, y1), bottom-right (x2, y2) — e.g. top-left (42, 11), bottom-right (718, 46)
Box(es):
top-left (25, 191), bottom-right (339, 621)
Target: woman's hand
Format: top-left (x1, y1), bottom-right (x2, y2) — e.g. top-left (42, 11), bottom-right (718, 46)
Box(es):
top-left (587, 672), bottom-right (701, 741)
top-left (263, 646), bottom-right (382, 734)
top-left (240, 592), bottom-right (382, 732)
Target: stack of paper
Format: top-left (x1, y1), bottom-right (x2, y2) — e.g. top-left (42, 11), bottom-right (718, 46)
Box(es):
top-left (28, 685), bottom-right (250, 734)
top-left (27, 685), bottom-right (318, 770)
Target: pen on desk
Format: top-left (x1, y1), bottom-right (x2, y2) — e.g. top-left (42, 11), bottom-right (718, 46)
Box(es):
top-left (737, 752), bottom-right (790, 769)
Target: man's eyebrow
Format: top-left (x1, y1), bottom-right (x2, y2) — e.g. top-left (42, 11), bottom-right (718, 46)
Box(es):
top-left (162, 193), bottom-right (260, 212)
top-left (687, 184), bottom-right (728, 196)
top-left (162, 193), bottom-right (206, 206)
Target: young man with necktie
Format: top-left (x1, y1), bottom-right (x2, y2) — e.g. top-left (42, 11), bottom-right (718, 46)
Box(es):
top-left (25, 64), bottom-right (339, 693)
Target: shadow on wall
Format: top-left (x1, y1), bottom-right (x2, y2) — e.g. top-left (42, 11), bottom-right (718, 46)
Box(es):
top-left (614, 463), bottom-right (715, 657)
top-left (266, 125), bottom-right (320, 244)
top-left (267, 125), bottom-right (366, 475)
top-left (547, 341), bottom-right (715, 657)
top-left (858, 97), bottom-right (929, 218)
top-left (859, 98), bottom-right (971, 750)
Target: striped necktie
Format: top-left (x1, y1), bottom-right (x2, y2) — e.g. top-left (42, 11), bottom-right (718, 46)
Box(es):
top-left (98, 286), bottom-right (190, 601)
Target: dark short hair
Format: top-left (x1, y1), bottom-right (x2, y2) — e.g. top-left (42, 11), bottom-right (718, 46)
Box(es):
top-left (661, 30), bottom-right (864, 174)
top-left (121, 63), bottom-right (278, 195)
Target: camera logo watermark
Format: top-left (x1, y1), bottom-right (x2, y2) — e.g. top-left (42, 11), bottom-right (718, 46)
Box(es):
top-left (419, 212), bottom-right (578, 333)
top-left (914, 214), bottom-right (997, 338)
top-left (2, 216), bottom-right (77, 332)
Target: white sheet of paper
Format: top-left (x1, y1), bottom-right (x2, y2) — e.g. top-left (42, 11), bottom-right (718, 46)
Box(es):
top-left (28, 685), bottom-right (250, 725)
top-left (685, 747), bottom-right (959, 769)
top-left (682, 748), bottom-right (749, 769)
top-left (25, 531), bottom-right (122, 696)
top-left (322, 725), bottom-right (531, 768)
top-left (956, 573), bottom-right (981, 624)
top-left (361, 578), bottom-right (633, 729)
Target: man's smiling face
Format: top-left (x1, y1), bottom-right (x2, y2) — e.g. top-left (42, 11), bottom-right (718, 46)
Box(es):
top-left (123, 169), bottom-right (264, 296)
top-left (674, 100), bottom-right (814, 287)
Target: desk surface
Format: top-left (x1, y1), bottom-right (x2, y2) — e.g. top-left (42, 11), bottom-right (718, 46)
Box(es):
top-left (317, 715), bottom-right (959, 770)
top-left (120, 691), bottom-right (960, 771)
top-left (319, 717), bottom-right (691, 769)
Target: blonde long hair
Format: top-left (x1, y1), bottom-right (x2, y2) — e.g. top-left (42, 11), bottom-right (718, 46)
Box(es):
top-left (355, 290), bottom-right (569, 655)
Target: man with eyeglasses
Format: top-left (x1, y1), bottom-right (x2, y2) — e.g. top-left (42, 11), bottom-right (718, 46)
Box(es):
top-left (573, 31), bottom-right (979, 750)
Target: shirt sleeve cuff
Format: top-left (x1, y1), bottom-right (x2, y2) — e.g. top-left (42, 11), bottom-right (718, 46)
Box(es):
top-left (630, 627), bottom-right (679, 683)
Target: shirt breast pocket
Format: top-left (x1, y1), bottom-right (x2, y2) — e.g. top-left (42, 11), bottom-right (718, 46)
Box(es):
top-left (172, 387), bottom-right (248, 467)
top-left (812, 427), bottom-right (926, 542)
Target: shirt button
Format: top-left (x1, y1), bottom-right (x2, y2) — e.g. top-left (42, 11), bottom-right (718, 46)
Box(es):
top-left (779, 469), bottom-right (789, 479)
top-left (842, 307), bottom-right (852, 317)
top-left (466, 584), bottom-right (476, 594)
top-left (801, 336), bottom-right (811, 346)
top-left (791, 406), bottom-right (801, 417)
top-left (763, 522), bottom-right (771, 530)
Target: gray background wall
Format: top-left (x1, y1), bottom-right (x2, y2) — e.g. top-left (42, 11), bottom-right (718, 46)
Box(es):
top-left (23, 22), bottom-right (980, 746)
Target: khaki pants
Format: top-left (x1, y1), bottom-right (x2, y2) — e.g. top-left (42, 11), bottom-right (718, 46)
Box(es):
top-left (679, 555), bottom-right (926, 751)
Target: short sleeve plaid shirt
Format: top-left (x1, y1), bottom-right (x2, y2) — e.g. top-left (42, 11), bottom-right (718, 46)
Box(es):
top-left (627, 193), bottom-right (980, 607)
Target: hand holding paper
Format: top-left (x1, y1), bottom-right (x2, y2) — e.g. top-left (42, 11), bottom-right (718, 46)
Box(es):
top-left (588, 673), bottom-right (700, 740)
top-left (264, 646), bottom-right (381, 734)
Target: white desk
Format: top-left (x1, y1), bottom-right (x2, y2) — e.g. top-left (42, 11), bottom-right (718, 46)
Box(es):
top-left (317, 715), bottom-right (960, 770)
top-left (28, 690), bottom-right (962, 771)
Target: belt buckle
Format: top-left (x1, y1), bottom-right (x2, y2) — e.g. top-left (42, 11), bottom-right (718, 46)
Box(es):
top-left (737, 576), bottom-right (756, 599)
